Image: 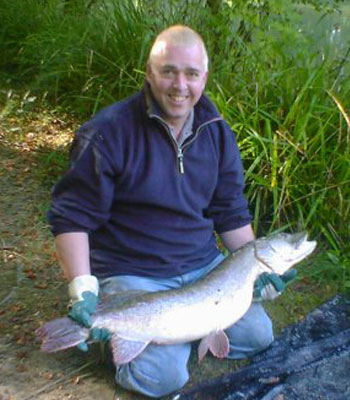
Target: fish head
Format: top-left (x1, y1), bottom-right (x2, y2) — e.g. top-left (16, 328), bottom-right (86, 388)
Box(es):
top-left (254, 232), bottom-right (317, 275)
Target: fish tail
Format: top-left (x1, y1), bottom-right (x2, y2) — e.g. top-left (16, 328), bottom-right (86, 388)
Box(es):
top-left (36, 317), bottom-right (89, 353)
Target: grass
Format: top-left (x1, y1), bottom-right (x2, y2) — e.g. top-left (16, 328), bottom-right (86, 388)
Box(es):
top-left (211, 62), bottom-right (350, 238)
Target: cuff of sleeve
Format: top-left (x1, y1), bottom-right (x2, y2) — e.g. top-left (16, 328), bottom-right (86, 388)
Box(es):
top-left (68, 275), bottom-right (99, 302)
top-left (215, 217), bottom-right (253, 234)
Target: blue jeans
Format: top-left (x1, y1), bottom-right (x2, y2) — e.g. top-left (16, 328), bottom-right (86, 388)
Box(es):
top-left (99, 254), bottom-right (274, 398)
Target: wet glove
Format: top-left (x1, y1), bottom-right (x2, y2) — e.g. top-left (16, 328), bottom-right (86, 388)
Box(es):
top-left (253, 269), bottom-right (297, 301)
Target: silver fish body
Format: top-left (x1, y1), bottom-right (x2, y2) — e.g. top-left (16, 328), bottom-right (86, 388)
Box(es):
top-left (37, 232), bottom-right (316, 364)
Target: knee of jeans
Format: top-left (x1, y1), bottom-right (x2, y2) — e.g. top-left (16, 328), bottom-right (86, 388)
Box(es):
top-left (250, 318), bottom-right (274, 352)
top-left (115, 346), bottom-right (190, 398)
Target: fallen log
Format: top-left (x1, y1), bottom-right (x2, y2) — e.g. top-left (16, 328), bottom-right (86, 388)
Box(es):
top-left (174, 295), bottom-right (350, 400)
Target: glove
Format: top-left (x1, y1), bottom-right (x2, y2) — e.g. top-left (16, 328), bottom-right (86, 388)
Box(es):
top-left (67, 275), bottom-right (112, 351)
top-left (253, 269), bottom-right (297, 301)
top-left (76, 327), bottom-right (112, 352)
top-left (68, 275), bottom-right (111, 352)
top-left (68, 291), bottom-right (98, 328)
top-left (68, 274), bottom-right (99, 328)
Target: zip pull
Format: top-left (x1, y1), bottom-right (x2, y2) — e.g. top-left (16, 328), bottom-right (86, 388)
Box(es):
top-left (177, 147), bottom-right (185, 174)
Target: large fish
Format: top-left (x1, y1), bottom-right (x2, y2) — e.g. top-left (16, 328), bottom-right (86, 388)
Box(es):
top-left (36, 232), bottom-right (316, 365)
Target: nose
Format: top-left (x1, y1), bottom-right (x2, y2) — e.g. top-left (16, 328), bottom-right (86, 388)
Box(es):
top-left (173, 72), bottom-right (187, 90)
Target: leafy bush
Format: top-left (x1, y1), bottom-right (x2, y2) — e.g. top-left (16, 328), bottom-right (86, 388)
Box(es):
top-left (0, 0), bottom-right (44, 73)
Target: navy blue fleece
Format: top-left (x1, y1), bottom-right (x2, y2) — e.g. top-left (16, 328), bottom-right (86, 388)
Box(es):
top-left (48, 89), bottom-right (252, 278)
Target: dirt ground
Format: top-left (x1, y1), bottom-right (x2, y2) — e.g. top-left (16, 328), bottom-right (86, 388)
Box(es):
top-left (0, 104), bottom-right (337, 400)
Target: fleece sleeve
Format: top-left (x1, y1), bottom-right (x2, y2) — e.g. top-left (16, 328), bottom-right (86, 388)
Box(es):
top-left (206, 121), bottom-right (252, 233)
top-left (47, 122), bottom-right (118, 235)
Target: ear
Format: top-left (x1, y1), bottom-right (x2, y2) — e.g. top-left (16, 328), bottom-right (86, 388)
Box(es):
top-left (202, 71), bottom-right (208, 90)
top-left (146, 62), bottom-right (153, 84)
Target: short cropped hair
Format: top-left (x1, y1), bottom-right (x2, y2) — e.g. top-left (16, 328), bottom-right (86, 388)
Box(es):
top-left (148, 25), bottom-right (209, 72)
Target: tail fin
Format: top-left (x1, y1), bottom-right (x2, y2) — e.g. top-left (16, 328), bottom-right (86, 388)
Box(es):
top-left (36, 317), bottom-right (89, 353)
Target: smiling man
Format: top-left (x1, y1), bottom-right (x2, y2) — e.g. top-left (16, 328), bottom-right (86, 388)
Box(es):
top-left (146, 28), bottom-right (208, 137)
top-left (47, 25), bottom-right (279, 398)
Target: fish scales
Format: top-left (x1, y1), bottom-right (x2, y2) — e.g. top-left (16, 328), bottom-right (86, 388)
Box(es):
top-left (97, 247), bottom-right (257, 343)
top-left (36, 232), bottom-right (316, 365)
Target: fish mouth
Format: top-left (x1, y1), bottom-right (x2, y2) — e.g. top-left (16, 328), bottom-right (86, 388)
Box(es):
top-left (263, 231), bottom-right (317, 269)
top-left (287, 232), bottom-right (317, 262)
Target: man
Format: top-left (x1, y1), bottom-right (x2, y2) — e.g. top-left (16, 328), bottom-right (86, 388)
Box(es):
top-left (48, 25), bottom-right (289, 398)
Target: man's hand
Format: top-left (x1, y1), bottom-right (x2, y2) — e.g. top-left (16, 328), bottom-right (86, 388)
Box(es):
top-left (68, 274), bottom-right (99, 352)
top-left (68, 291), bottom-right (98, 328)
top-left (67, 275), bottom-right (111, 351)
top-left (253, 269), bottom-right (297, 301)
top-left (68, 274), bottom-right (99, 327)
top-left (76, 327), bottom-right (112, 352)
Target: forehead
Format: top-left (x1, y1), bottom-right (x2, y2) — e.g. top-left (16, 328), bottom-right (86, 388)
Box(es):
top-left (151, 41), bottom-right (206, 71)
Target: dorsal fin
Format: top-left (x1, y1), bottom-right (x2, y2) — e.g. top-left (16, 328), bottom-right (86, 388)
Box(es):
top-left (97, 290), bottom-right (149, 312)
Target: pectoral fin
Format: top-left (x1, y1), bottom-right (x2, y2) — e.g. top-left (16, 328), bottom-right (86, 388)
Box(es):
top-left (110, 334), bottom-right (149, 365)
top-left (198, 330), bottom-right (229, 363)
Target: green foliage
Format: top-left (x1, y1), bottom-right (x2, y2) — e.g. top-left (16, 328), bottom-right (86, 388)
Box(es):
top-left (5, 0), bottom-right (206, 113)
top-left (17, 0), bottom-right (149, 112)
top-left (35, 149), bottom-right (69, 188)
top-left (1, 0), bottom-right (349, 291)
top-left (210, 61), bottom-right (350, 241)
top-left (0, 0), bottom-right (39, 70)
top-left (300, 232), bottom-right (350, 295)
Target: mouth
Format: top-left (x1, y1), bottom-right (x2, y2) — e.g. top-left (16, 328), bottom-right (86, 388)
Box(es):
top-left (168, 94), bottom-right (189, 104)
top-left (289, 232), bottom-right (317, 262)
top-left (294, 232), bottom-right (309, 248)
top-left (294, 232), bottom-right (316, 250)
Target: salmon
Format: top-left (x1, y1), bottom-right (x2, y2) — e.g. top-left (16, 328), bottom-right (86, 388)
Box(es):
top-left (36, 232), bottom-right (316, 365)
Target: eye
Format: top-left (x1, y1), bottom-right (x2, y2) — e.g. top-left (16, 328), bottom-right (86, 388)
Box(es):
top-left (161, 68), bottom-right (175, 77)
top-left (186, 70), bottom-right (200, 80)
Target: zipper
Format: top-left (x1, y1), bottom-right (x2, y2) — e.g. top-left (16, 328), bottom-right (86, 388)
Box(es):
top-left (150, 114), bottom-right (222, 175)
top-left (182, 117), bottom-right (222, 151)
top-left (177, 147), bottom-right (184, 174)
top-left (178, 117), bottom-right (223, 174)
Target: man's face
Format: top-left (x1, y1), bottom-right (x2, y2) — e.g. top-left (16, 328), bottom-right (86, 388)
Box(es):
top-left (146, 41), bottom-right (208, 130)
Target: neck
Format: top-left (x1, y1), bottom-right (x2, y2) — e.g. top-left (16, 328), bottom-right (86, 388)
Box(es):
top-left (172, 123), bottom-right (185, 139)
top-left (164, 115), bottom-right (187, 139)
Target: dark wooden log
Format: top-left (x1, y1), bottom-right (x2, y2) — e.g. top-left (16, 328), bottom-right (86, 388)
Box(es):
top-left (174, 295), bottom-right (350, 400)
